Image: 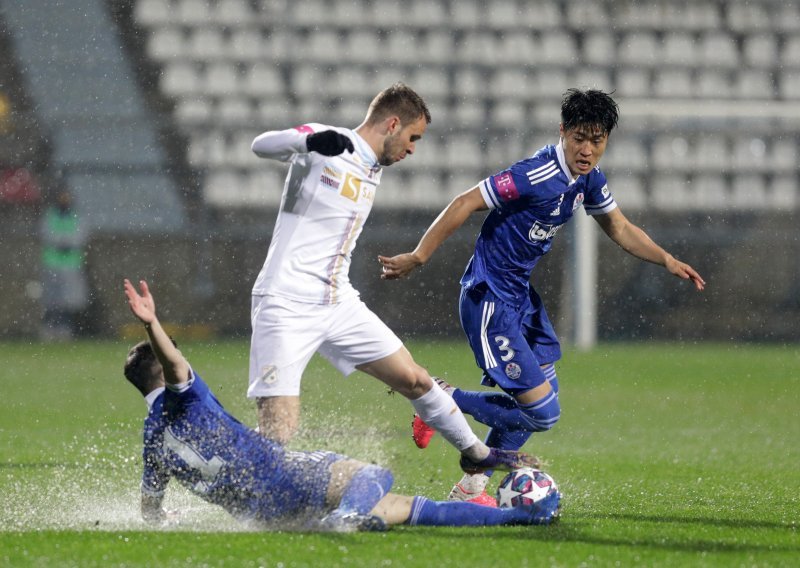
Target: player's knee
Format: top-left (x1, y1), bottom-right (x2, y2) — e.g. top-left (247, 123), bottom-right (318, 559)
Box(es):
top-left (519, 389), bottom-right (561, 432)
top-left (353, 464), bottom-right (394, 495)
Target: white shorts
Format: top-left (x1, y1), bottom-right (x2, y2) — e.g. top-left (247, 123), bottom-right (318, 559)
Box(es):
top-left (247, 294), bottom-right (404, 398)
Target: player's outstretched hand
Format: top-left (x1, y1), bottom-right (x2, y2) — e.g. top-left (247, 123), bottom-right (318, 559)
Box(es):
top-left (306, 130), bottom-right (354, 156)
top-left (124, 278), bottom-right (157, 324)
top-left (378, 253), bottom-right (423, 280)
top-left (665, 257), bottom-right (706, 291)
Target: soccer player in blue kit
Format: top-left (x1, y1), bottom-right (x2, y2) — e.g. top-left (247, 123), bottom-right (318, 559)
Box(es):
top-left (122, 278), bottom-right (560, 530)
top-left (378, 88), bottom-right (706, 506)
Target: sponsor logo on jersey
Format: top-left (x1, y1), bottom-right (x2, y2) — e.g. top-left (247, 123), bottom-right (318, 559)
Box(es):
top-left (572, 192), bottom-right (585, 211)
top-left (320, 166), bottom-right (341, 190)
top-left (505, 362), bottom-right (522, 380)
top-left (294, 124), bottom-right (314, 134)
top-left (601, 184), bottom-right (610, 198)
top-left (492, 172), bottom-right (519, 201)
top-left (529, 221), bottom-right (561, 242)
top-left (341, 172), bottom-right (362, 202)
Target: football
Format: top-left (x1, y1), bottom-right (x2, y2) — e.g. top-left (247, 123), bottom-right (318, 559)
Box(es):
top-left (496, 467), bottom-right (558, 508)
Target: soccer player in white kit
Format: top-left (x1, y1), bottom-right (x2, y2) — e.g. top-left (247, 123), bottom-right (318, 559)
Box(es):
top-left (247, 83), bottom-right (536, 474)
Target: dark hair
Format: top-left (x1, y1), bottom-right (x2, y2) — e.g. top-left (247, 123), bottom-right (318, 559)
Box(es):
top-left (367, 82), bottom-right (432, 127)
top-left (561, 88), bottom-right (619, 135)
top-left (123, 339), bottom-right (175, 396)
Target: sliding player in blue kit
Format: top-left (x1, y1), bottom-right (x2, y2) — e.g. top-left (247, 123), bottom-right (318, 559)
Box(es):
top-left (122, 278), bottom-right (560, 531)
top-left (379, 88), bottom-right (705, 506)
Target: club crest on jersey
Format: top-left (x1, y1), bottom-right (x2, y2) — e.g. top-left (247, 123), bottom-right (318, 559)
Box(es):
top-left (529, 221), bottom-right (561, 242)
top-left (505, 362), bottom-right (522, 380)
top-left (259, 365), bottom-right (278, 385)
top-left (572, 193), bottom-right (585, 212)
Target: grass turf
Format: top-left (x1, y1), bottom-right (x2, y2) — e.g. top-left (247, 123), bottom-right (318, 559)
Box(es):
top-left (1, 340), bottom-right (798, 567)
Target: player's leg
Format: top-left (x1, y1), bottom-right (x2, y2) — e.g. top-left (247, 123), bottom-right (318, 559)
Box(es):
top-left (370, 493), bottom-right (560, 527)
top-left (318, 459), bottom-right (394, 532)
top-left (322, 298), bottom-right (535, 470)
top-left (248, 295), bottom-right (326, 444)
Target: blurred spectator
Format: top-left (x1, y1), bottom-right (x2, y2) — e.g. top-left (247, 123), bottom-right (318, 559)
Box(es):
top-left (40, 186), bottom-right (88, 340)
top-left (0, 167), bottom-right (41, 204)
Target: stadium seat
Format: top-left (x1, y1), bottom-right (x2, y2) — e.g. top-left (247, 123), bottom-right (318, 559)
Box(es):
top-left (345, 30), bottom-right (383, 64)
top-left (255, 99), bottom-right (296, 126)
top-left (653, 69), bottom-right (694, 98)
top-left (385, 30), bottom-right (421, 65)
top-left (328, 0), bottom-right (369, 26)
top-left (772, 3), bottom-right (800, 32)
top-left (444, 139), bottom-right (484, 170)
top-left (174, 97), bottom-right (212, 126)
top-left (203, 62), bottom-right (241, 97)
top-left (242, 62), bottom-right (284, 98)
top-left (453, 68), bottom-right (484, 100)
top-left (160, 62), bottom-right (201, 97)
top-left (218, 98), bottom-right (253, 126)
top-left (769, 178), bottom-right (798, 210)
top-left (489, 101), bottom-right (526, 129)
top-left (229, 28), bottom-right (264, 62)
top-left (176, 0), bottom-right (214, 27)
top-left (779, 71), bottom-right (800, 100)
top-left (582, 31), bottom-right (615, 66)
top-left (449, 0), bottom-right (482, 29)
top-left (699, 32), bottom-right (740, 68)
top-left (609, 174), bottom-right (647, 210)
top-left (518, 1), bottom-right (562, 29)
top-left (730, 174), bottom-right (767, 210)
top-left (692, 174), bottom-right (729, 209)
top-left (727, 2), bottom-right (771, 33)
top-left (602, 136), bottom-right (648, 173)
top-left (187, 27), bottom-right (226, 62)
top-left (781, 37), bottom-right (800, 69)
top-left (615, 68), bottom-right (651, 98)
top-left (693, 134), bottom-right (730, 172)
top-left (742, 34), bottom-right (778, 69)
top-left (418, 31), bottom-right (455, 65)
top-left (695, 71), bottom-right (731, 99)
top-left (651, 174), bottom-right (692, 210)
top-left (537, 30), bottom-right (579, 66)
top-left (565, 0), bottom-right (609, 28)
top-left (651, 134), bottom-right (691, 172)
top-left (297, 30), bottom-right (343, 63)
top-left (734, 69), bottom-right (775, 100)
top-left (214, 0), bottom-right (253, 26)
top-left (134, 0), bottom-right (174, 26)
top-left (406, 0), bottom-right (447, 28)
top-left (411, 68), bottom-right (449, 99)
top-left (619, 32), bottom-right (659, 67)
top-left (661, 33), bottom-right (697, 66)
top-left (457, 31), bottom-right (500, 66)
top-left (732, 137), bottom-right (769, 172)
top-left (147, 27), bottom-right (186, 62)
top-left (770, 137), bottom-right (797, 172)
top-left (572, 68), bottom-right (613, 92)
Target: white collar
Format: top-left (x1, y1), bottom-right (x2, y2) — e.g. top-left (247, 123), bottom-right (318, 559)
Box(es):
top-left (144, 387), bottom-right (165, 409)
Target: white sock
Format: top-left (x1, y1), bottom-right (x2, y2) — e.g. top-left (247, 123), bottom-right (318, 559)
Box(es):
top-left (410, 382), bottom-right (480, 452)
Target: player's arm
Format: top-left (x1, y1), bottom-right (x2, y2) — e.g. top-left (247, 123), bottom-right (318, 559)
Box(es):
top-left (123, 279), bottom-right (191, 386)
top-left (378, 186), bottom-right (488, 280)
top-left (593, 208), bottom-right (706, 291)
top-left (251, 127), bottom-right (353, 160)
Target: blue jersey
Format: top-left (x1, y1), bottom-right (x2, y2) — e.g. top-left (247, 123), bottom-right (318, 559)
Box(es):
top-left (141, 371), bottom-right (337, 524)
top-left (461, 142), bottom-right (617, 307)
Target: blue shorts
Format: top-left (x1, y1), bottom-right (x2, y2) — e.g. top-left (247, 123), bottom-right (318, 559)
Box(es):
top-left (459, 283), bottom-right (561, 395)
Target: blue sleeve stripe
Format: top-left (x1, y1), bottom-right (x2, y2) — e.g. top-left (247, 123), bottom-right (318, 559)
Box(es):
top-left (479, 178), bottom-right (500, 209)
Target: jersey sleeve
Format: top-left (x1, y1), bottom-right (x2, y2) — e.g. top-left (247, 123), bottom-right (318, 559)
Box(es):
top-left (251, 123), bottom-right (326, 162)
top-left (582, 168), bottom-right (617, 216)
top-left (478, 158), bottom-right (559, 210)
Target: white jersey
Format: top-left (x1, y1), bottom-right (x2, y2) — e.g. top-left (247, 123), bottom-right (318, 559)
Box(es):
top-left (251, 123), bottom-right (383, 304)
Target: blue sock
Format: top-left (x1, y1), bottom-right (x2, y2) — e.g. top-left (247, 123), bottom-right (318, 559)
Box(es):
top-left (453, 390), bottom-right (532, 431)
top-left (336, 465), bottom-right (393, 515)
top-left (406, 496), bottom-right (537, 526)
